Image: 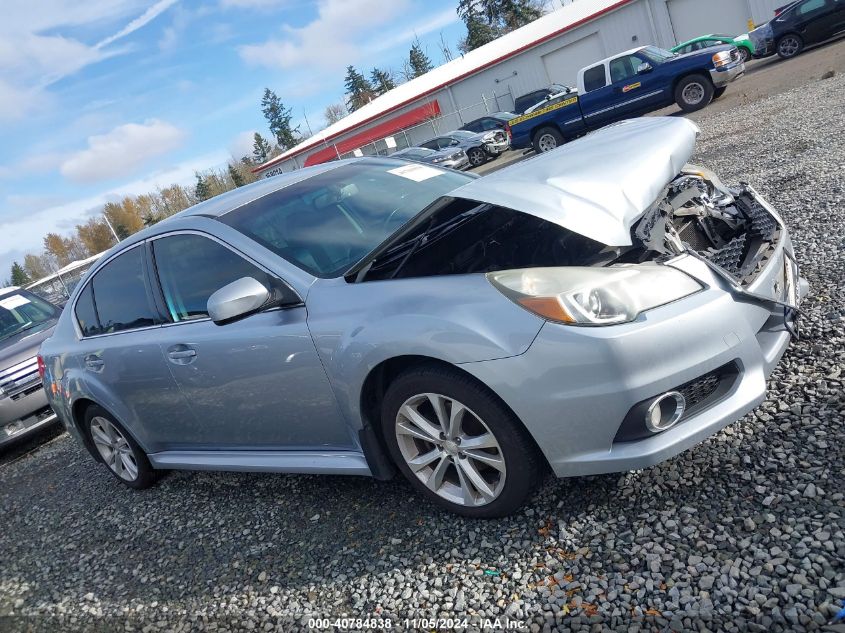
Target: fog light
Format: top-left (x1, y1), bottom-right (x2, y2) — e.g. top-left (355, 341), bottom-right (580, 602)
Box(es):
top-left (645, 391), bottom-right (686, 433)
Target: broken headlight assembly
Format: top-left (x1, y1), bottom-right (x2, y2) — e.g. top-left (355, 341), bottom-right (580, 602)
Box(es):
top-left (487, 264), bottom-right (702, 325)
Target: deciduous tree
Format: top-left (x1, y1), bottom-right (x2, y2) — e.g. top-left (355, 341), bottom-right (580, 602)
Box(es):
top-left (23, 254), bottom-right (51, 280)
top-left (76, 218), bottom-right (115, 254)
top-left (324, 102), bottom-right (347, 126)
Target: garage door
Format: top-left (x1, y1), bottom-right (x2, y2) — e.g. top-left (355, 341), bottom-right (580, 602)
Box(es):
top-left (667, 0), bottom-right (750, 43)
top-left (541, 32), bottom-right (605, 88)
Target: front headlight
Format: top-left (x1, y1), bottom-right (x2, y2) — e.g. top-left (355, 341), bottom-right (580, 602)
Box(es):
top-left (712, 50), bottom-right (733, 67)
top-left (487, 264), bottom-right (702, 326)
top-left (431, 156), bottom-right (447, 163)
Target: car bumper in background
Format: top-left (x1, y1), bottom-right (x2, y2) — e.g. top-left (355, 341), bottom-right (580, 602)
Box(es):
top-left (710, 60), bottom-right (745, 87)
top-left (1, 402), bottom-right (58, 447)
top-left (483, 139), bottom-right (510, 155)
top-left (459, 218), bottom-right (806, 478)
top-left (443, 157), bottom-right (470, 170)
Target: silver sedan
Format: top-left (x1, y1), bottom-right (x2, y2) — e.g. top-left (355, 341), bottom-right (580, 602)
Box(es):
top-left (39, 117), bottom-right (806, 517)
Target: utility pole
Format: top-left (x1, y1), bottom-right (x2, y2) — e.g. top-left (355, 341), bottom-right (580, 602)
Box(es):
top-left (102, 213), bottom-right (120, 243)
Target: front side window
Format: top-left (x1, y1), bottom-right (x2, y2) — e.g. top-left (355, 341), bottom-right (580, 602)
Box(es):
top-left (88, 247), bottom-right (159, 335)
top-left (0, 290), bottom-right (58, 342)
top-left (583, 65), bottom-right (607, 92)
top-left (153, 234), bottom-right (277, 323)
top-left (480, 119), bottom-right (501, 130)
top-left (463, 121), bottom-right (482, 132)
top-left (219, 160), bottom-right (473, 278)
top-left (797, 0), bottom-right (826, 14)
top-left (609, 55), bottom-right (639, 83)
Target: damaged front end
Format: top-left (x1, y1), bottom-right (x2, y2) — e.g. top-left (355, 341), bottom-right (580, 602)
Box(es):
top-left (630, 166), bottom-right (802, 333)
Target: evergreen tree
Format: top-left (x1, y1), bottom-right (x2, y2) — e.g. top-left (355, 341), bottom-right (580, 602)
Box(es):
top-left (261, 88), bottom-right (300, 149)
top-left (194, 173), bottom-right (212, 202)
top-left (344, 66), bottom-right (376, 111)
top-left (409, 40), bottom-right (433, 77)
top-left (457, 0), bottom-right (543, 52)
top-left (252, 132), bottom-right (273, 164)
top-left (228, 163), bottom-right (246, 187)
top-left (370, 68), bottom-right (396, 95)
top-left (10, 262), bottom-right (30, 286)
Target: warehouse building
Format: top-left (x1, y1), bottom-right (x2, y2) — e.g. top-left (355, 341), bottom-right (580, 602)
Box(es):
top-left (255, 0), bottom-right (783, 178)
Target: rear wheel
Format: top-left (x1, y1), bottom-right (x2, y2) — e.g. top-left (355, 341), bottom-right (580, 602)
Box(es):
top-left (381, 365), bottom-right (541, 518)
top-left (85, 405), bottom-right (156, 489)
top-left (532, 126), bottom-right (564, 153)
top-left (467, 147), bottom-right (486, 167)
top-left (776, 34), bottom-right (803, 59)
top-left (674, 74), bottom-right (714, 112)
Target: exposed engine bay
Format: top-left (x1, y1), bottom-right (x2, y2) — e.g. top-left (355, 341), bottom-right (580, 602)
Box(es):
top-left (360, 166), bottom-right (781, 285)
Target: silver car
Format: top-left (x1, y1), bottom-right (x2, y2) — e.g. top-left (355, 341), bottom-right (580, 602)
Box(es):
top-left (418, 130), bottom-right (509, 168)
top-left (388, 146), bottom-right (470, 170)
top-left (39, 117), bottom-right (806, 518)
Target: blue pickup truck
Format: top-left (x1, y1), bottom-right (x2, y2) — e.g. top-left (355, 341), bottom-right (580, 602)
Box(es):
top-left (507, 45), bottom-right (745, 154)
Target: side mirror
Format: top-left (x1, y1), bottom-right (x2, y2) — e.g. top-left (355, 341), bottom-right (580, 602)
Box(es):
top-left (637, 62), bottom-right (653, 74)
top-left (207, 277), bottom-right (273, 324)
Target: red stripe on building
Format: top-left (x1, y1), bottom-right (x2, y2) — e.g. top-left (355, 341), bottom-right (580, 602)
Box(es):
top-left (255, 0), bottom-right (634, 173)
top-left (303, 100), bottom-right (442, 166)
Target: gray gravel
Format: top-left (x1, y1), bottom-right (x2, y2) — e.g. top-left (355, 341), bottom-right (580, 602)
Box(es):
top-left (1, 73), bottom-right (844, 632)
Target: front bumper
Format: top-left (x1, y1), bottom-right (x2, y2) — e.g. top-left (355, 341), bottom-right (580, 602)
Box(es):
top-left (710, 60), bottom-right (745, 87)
top-left (459, 198), bottom-right (806, 478)
top-left (442, 156), bottom-right (471, 170)
top-left (0, 391), bottom-right (58, 448)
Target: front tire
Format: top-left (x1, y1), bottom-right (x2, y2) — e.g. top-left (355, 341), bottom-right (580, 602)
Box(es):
top-left (776, 34), bottom-right (803, 59)
top-left (738, 47), bottom-right (752, 64)
top-left (713, 86), bottom-right (727, 100)
top-left (466, 147), bottom-right (486, 167)
top-left (674, 74), bottom-right (714, 112)
top-left (85, 405), bottom-right (156, 489)
top-left (381, 365), bottom-right (541, 518)
top-left (532, 126), bottom-right (564, 153)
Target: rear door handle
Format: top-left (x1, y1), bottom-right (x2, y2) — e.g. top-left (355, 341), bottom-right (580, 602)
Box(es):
top-left (84, 355), bottom-right (104, 371)
top-left (167, 345), bottom-right (197, 365)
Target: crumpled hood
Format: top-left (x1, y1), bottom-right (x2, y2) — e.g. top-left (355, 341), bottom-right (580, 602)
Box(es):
top-left (448, 117), bottom-right (700, 246)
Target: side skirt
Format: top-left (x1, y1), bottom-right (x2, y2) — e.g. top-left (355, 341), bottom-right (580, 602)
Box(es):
top-left (148, 450), bottom-right (372, 476)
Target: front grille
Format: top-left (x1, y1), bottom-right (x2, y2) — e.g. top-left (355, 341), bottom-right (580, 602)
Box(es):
top-left (494, 131), bottom-right (505, 142)
top-left (614, 362), bottom-right (740, 443)
top-left (0, 357), bottom-right (41, 400)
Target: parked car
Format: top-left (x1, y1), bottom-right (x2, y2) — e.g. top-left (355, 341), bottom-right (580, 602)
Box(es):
top-left (522, 84), bottom-right (578, 115)
top-left (459, 112), bottom-right (518, 134)
top-left (419, 130), bottom-right (509, 168)
top-left (750, 0), bottom-right (845, 59)
top-left (507, 45), bottom-right (745, 154)
top-left (513, 84), bottom-right (574, 114)
top-left (388, 146), bottom-right (470, 170)
top-left (671, 33), bottom-right (755, 63)
top-left (0, 287), bottom-right (60, 449)
top-left (39, 117), bottom-right (806, 518)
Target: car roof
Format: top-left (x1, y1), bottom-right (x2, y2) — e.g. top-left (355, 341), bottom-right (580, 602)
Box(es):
top-left (0, 286), bottom-right (20, 296)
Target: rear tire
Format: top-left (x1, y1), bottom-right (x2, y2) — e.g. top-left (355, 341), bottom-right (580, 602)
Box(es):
top-left (674, 74), bottom-right (714, 112)
top-left (776, 34), bottom-right (803, 59)
top-left (713, 86), bottom-right (727, 100)
top-left (532, 126), bottom-right (564, 153)
top-left (84, 405), bottom-right (156, 489)
top-left (381, 365), bottom-right (541, 518)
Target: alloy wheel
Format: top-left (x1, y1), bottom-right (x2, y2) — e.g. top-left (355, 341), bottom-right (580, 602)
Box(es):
top-left (682, 82), bottom-right (705, 106)
top-left (537, 133), bottom-right (558, 152)
top-left (394, 393), bottom-right (506, 507)
top-left (468, 149), bottom-right (485, 166)
top-left (90, 416), bottom-right (138, 481)
top-left (778, 36), bottom-right (800, 58)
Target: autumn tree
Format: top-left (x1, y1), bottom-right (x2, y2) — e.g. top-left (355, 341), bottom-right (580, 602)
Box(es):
top-left (253, 132), bottom-right (273, 164)
top-left (409, 39), bottom-right (433, 77)
top-left (10, 262), bottom-right (30, 286)
top-left (261, 88), bottom-right (300, 150)
top-left (43, 233), bottom-right (86, 267)
top-left (23, 254), bottom-right (51, 280)
top-left (324, 102), bottom-right (347, 126)
top-left (76, 217), bottom-right (115, 254)
top-left (344, 66), bottom-right (376, 111)
top-left (370, 68), bottom-right (396, 96)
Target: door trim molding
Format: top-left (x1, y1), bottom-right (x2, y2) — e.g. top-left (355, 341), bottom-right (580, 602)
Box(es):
top-left (148, 449), bottom-right (372, 475)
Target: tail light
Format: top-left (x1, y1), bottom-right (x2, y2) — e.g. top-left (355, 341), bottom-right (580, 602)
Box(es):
top-left (504, 123), bottom-right (512, 141)
top-left (37, 355), bottom-right (46, 380)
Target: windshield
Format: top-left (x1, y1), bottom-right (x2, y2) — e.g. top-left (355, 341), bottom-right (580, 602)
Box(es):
top-left (450, 130), bottom-right (475, 139)
top-left (640, 46), bottom-right (677, 63)
top-left (219, 159), bottom-right (474, 278)
top-left (0, 291), bottom-right (58, 342)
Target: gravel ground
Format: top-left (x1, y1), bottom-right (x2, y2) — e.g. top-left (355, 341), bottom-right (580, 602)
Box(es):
top-left (1, 74), bottom-right (843, 633)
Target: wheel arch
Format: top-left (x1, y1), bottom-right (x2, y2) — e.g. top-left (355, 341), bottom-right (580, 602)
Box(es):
top-left (672, 69), bottom-right (714, 94)
top-left (358, 354), bottom-right (550, 477)
top-left (530, 122), bottom-right (563, 144)
top-left (70, 397), bottom-right (146, 463)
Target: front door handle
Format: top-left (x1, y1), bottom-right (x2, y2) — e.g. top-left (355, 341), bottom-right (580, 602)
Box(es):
top-left (84, 354), bottom-right (104, 372)
top-left (167, 345), bottom-right (197, 365)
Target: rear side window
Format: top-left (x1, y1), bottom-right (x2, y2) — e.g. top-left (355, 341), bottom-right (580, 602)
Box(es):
top-left (74, 285), bottom-right (100, 337)
top-left (583, 65), bottom-right (607, 92)
top-left (86, 247), bottom-right (159, 335)
top-left (462, 120), bottom-right (482, 132)
top-left (797, 0), bottom-right (825, 13)
top-left (152, 234), bottom-right (276, 323)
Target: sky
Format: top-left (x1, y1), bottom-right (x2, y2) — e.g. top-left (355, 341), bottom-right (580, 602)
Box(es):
top-left (0, 0), bottom-right (467, 279)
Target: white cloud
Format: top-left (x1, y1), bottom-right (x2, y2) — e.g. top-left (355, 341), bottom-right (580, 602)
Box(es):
top-left (0, 79), bottom-right (39, 122)
top-left (220, 0), bottom-right (289, 8)
top-left (229, 130), bottom-right (257, 160)
top-left (238, 0), bottom-right (410, 71)
top-left (60, 120), bottom-right (186, 183)
top-left (95, 0), bottom-right (180, 49)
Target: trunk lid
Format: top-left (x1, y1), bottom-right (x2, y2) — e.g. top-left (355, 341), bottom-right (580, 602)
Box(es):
top-left (447, 117), bottom-right (700, 246)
